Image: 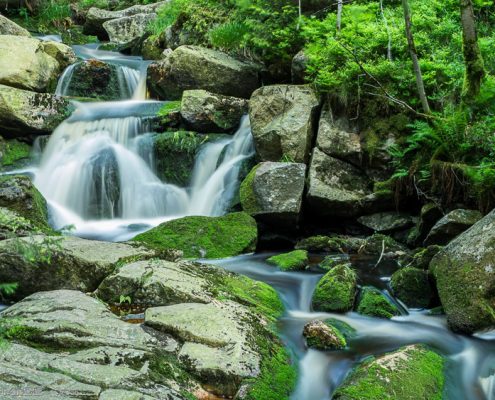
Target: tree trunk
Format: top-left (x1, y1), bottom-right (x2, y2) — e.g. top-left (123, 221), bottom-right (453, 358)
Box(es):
top-left (336, 0), bottom-right (343, 33)
top-left (460, 0), bottom-right (485, 101)
top-left (381, 0), bottom-right (392, 61)
top-left (402, 0), bottom-right (430, 114)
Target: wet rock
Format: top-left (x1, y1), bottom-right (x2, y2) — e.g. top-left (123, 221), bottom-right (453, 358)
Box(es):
top-left (0, 137), bottom-right (31, 170)
top-left (0, 84), bottom-right (71, 138)
top-left (0, 35), bottom-right (75, 92)
top-left (360, 233), bottom-right (408, 259)
top-left (333, 345), bottom-right (445, 399)
top-left (400, 245), bottom-right (442, 270)
top-left (133, 212), bottom-right (257, 259)
top-left (103, 13), bottom-right (157, 52)
top-left (312, 263), bottom-right (357, 312)
top-left (0, 236), bottom-right (153, 299)
top-left (295, 235), bottom-right (367, 254)
top-left (430, 209), bottom-right (495, 333)
top-left (267, 250), bottom-right (309, 271)
top-left (147, 45), bottom-right (261, 100)
top-left (356, 286), bottom-right (400, 319)
top-left (142, 35), bottom-right (164, 60)
top-left (358, 212), bottom-right (415, 233)
top-left (424, 208), bottom-right (482, 246)
top-left (302, 320), bottom-right (346, 350)
top-left (291, 50), bottom-right (308, 83)
top-left (240, 162), bottom-right (306, 226)
top-left (319, 254), bottom-right (350, 271)
top-left (0, 14), bottom-right (30, 36)
top-left (0, 207), bottom-right (38, 240)
top-left (390, 268), bottom-right (435, 308)
top-left (180, 90), bottom-right (248, 133)
top-left (249, 85), bottom-right (320, 163)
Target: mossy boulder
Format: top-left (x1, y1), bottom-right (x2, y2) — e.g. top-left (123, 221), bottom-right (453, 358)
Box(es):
top-left (429, 209), bottom-right (495, 333)
top-left (319, 255), bottom-right (350, 271)
top-left (358, 212), bottom-right (415, 233)
top-left (312, 263), bottom-right (357, 312)
top-left (0, 138), bottom-right (30, 169)
top-left (0, 207), bottom-right (38, 240)
top-left (424, 209), bottom-right (482, 246)
top-left (295, 235), bottom-right (366, 254)
top-left (267, 250), bottom-right (309, 271)
top-left (390, 268), bottom-right (435, 309)
top-left (103, 13), bottom-right (157, 53)
top-left (360, 234), bottom-right (408, 258)
top-left (333, 345), bottom-right (445, 400)
top-left (133, 212), bottom-right (258, 259)
top-left (400, 245), bottom-right (442, 270)
top-left (180, 89), bottom-right (248, 133)
top-left (302, 320), bottom-right (346, 350)
top-left (356, 286), bottom-right (400, 319)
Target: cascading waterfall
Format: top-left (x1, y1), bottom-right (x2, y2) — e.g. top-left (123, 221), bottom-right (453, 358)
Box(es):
top-left (34, 44), bottom-right (254, 241)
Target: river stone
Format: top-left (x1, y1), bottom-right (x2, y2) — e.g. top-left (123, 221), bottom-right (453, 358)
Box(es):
top-left (0, 84), bottom-right (71, 138)
top-left (390, 267), bottom-right (434, 309)
top-left (306, 148), bottom-right (372, 218)
top-left (267, 250), bottom-right (309, 271)
top-left (312, 263), bottom-right (357, 312)
top-left (103, 13), bottom-right (157, 52)
top-left (83, 1), bottom-right (167, 39)
top-left (95, 259), bottom-right (213, 306)
top-left (0, 35), bottom-right (75, 92)
top-left (249, 84), bottom-right (320, 163)
top-left (356, 286), bottom-right (400, 319)
top-left (0, 235), bottom-right (154, 299)
top-left (333, 345), bottom-right (444, 399)
top-left (180, 89), bottom-right (248, 133)
top-left (147, 45), bottom-right (261, 100)
top-left (145, 301), bottom-right (261, 396)
top-left (240, 162), bottom-right (306, 225)
top-left (358, 212), bottom-right (415, 233)
top-left (429, 209), bottom-right (495, 333)
top-left (0, 14), bottom-right (30, 36)
top-left (424, 208), bottom-right (482, 246)
top-left (302, 320), bottom-right (346, 350)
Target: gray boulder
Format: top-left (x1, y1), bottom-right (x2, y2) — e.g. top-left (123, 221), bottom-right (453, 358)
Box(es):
top-left (430, 209), bottom-right (495, 333)
top-left (291, 50), bottom-right (308, 83)
top-left (240, 162), bottom-right (306, 226)
top-left (0, 84), bottom-right (71, 138)
top-left (103, 13), bottom-right (157, 52)
top-left (180, 89), bottom-right (248, 133)
top-left (424, 208), bottom-right (482, 246)
top-left (249, 84), bottom-right (320, 163)
top-left (0, 14), bottom-right (30, 36)
top-left (147, 45), bottom-right (261, 100)
top-left (358, 212), bottom-right (415, 233)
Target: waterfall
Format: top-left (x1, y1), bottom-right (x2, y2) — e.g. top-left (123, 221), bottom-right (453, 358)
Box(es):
top-left (34, 45), bottom-right (254, 241)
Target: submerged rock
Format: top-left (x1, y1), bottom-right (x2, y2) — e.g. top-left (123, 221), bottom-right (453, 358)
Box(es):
top-left (0, 35), bottom-right (75, 92)
top-left (312, 263), bottom-right (357, 312)
top-left (424, 208), bottom-right (482, 246)
top-left (430, 209), bottom-right (495, 333)
top-left (240, 162), bottom-right (306, 226)
top-left (0, 14), bottom-right (30, 36)
top-left (0, 84), bottom-right (71, 138)
top-left (147, 45), bottom-right (261, 100)
top-left (249, 84), bottom-right (320, 163)
top-left (180, 89), bottom-right (248, 133)
top-left (356, 286), bottom-right (400, 319)
top-left (133, 212), bottom-right (257, 258)
top-left (333, 345), bottom-right (445, 399)
top-left (302, 320), bottom-right (346, 350)
top-left (390, 267), bottom-right (435, 309)
top-left (267, 250), bottom-right (309, 271)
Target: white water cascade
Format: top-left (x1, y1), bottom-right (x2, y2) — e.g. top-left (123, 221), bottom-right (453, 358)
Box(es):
top-left (33, 45), bottom-right (254, 241)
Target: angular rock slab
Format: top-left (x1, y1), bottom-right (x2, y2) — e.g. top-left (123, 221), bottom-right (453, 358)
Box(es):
top-left (358, 212), bottom-right (415, 233)
top-left (240, 162), bottom-right (306, 226)
top-left (249, 84), bottom-right (320, 163)
top-left (424, 208), bottom-right (482, 246)
top-left (103, 13), bottom-right (157, 51)
top-left (145, 301), bottom-right (261, 396)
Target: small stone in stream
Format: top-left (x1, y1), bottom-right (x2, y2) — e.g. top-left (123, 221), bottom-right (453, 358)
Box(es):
top-left (303, 320), bottom-right (346, 350)
top-left (360, 233), bottom-right (408, 259)
top-left (267, 250), bottom-right (309, 271)
top-left (390, 267), bottom-right (435, 309)
top-left (312, 263), bottom-right (357, 312)
top-left (356, 286), bottom-right (400, 319)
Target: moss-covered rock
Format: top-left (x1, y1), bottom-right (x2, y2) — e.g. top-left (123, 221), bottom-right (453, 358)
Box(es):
top-left (400, 245), bottom-right (443, 270)
top-left (356, 286), bottom-right (400, 319)
top-left (0, 138), bottom-right (30, 169)
top-left (133, 212), bottom-right (258, 259)
top-left (303, 320), bottom-right (346, 350)
top-left (324, 318), bottom-right (357, 340)
top-left (333, 345), bottom-right (445, 399)
top-left (424, 209), bottom-right (482, 246)
top-left (0, 207), bottom-right (38, 240)
top-left (267, 250), bottom-right (309, 271)
top-left (390, 268), bottom-right (434, 309)
top-left (295, 235), bottom-right (366, 254)
top-left (312, 263), bottom-right (357, 312)
top-left (360, 234), bottom-right (408, 257)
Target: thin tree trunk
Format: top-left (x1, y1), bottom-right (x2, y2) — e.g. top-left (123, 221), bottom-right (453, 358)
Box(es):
top-left (380, 0), bottom-right (392, 61)
top-left (460, 0), bottom-right (485, 101)
top-left (336, 0), bottom-right (343, 33)
top-left (297, 0), bottom-right (302, 30)
top-left (402, 0), bottom-right (430, 114)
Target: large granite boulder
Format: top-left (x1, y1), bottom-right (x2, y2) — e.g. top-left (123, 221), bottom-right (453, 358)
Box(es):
top-left (249, 85), bottom-right (320, 163)
top-left (0, 84), bottom-right (71, 138)
top-left (430, 209), bottom-right (495, 333)
top-left (0, 14), bottom-right (30, 36)
top-left (358, 212), bottom-right (415, 233)
top-left (424, 208), bottom-right (482, 246)
top-left (180, 89), bottom-right (248, 133)
top-left (240, 162), bottom-right (306, 226)
top-left (147, 45), bottom-right (261, 100)
top-left (0, 35), bottom-right (75, 92)
top-left (103, 13), bottom-right (157, 52)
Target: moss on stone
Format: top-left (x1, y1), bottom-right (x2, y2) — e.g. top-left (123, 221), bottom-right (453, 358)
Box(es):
top-left (312, 263), bottom-right (357, 312)
top-left (295, 235), bottom-right (332, 252)
top-left (157, 100), bottom-right (182, 124)
top-left (133, 212), bottom-right (258, 259)
top-left (0, 139), bottom-right (30, 168)
top-left (390, 268), bottom-right (434, 308)
top-left (357, 287), bottom-right (400, 319)
top-left (240, 164), bottom-right (261, 214)
top-left (333, 345), bottom-right (445, 400)
top-left (303, 320), bottom-right (347, 350)
top-left (324, 318), bottom-right (357, 340)
top-left (267, 250), bottom-right (308, 271)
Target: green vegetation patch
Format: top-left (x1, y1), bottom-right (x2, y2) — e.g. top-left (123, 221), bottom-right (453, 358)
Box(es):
top-left (0, 139), bottom-right (30, 168)
top-left (356, 287), bottom-right (400, 319)
top-left (239, 164), bottom-right (260, 214)
top-left (267, 250), bottom-right (308, 271)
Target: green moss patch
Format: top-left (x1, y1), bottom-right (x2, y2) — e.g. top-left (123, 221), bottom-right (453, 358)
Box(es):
top-left (356, 287), bottom-right (400, 319)
top-left (240, 164), bottom-right (261, 214)
top-left (0, 139), bottom-right (31, 168)
top-left (312, 263), bottom-right (357, 312)
top-left (133, 212), bottom-right (258, 259)
top-left (390, 268), bottom-right (434, 308)
top-left (267, 250), bottom-right (308, 271)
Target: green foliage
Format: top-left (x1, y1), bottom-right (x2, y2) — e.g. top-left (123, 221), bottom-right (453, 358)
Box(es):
top-left (119, 294), bottom-right (132, 305)
top-left (0, 140), bottom-right (30, 168)
top-left (14, 236), bottom-right (63, 264)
